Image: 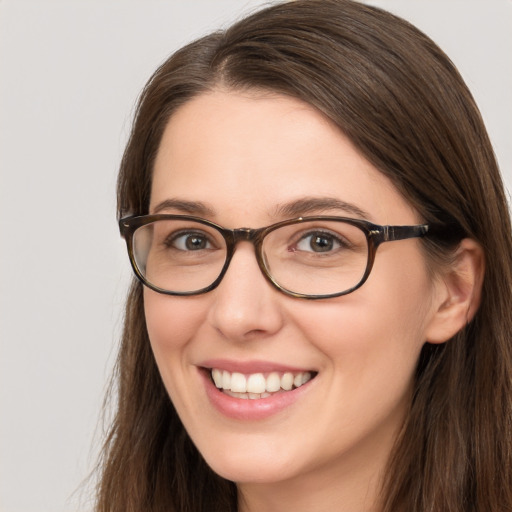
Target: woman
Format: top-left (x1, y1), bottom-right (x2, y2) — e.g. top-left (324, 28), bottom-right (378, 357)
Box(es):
top-left (96, 1), bottom-right (512, 510)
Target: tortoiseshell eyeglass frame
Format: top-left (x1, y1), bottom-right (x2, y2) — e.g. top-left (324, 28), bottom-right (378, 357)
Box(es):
top-left (119, 214), bottom-right (434, 300)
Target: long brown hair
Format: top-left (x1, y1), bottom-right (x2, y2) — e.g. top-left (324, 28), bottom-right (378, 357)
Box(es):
top-left (96, 1), bottom-right (512, 510)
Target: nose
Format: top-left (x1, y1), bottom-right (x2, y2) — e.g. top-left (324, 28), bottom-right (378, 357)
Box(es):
top-left (207, 242), bottom-right (285, 342)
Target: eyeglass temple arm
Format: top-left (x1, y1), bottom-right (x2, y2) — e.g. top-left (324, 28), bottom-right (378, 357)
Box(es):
top-left (378, 224), bottom-right (430, 242)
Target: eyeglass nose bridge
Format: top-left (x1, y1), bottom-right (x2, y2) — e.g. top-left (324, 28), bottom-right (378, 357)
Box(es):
top-left (232, 227), bottom-right (252, 241)
top-left (224, 226), bottom-right (267, 265)
top-left (227, 227), bottom-right (268, 255)
top-left (218, 226), bottom-right (270, 287)
top-left (231, 227), bottom-right (262, 243)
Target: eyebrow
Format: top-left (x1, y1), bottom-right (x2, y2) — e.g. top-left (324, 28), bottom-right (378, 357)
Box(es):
top-left (151, 196), bottom-right (370, 221)
top-left (273, 197), bottom-right (370, 220)
top-left (151, 198), bottom-right (215, 217)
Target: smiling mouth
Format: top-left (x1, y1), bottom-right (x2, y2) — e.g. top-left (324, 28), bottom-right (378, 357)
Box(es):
top-left (208, 368), bottom-right (317, 400)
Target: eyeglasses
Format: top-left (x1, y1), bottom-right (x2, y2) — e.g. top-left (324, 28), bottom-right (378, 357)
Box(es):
top-left (119, 214), bottom-right (431, 299)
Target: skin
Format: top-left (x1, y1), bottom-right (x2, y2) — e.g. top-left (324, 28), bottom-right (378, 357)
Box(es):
top-left (144, 89), bottom-right (467, 512)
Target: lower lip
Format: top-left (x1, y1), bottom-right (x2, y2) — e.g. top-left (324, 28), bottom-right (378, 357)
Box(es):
top-left (200, 370), bottom-right (314, 421)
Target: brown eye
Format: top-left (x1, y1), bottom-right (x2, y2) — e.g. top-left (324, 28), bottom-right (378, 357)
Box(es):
top-left (295, 231), bottom-right (344, 253)
top-left (167, 231), bottom-right (213, 251)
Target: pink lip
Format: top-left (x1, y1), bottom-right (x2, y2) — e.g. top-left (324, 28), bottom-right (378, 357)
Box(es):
top-left (200, 358), bottom-right (312, 374)
top-left (198, 362), bottom-right (316, 421)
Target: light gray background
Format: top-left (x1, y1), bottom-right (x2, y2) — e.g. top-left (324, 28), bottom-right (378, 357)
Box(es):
top-left (1, 1), bottom-right (510, 511)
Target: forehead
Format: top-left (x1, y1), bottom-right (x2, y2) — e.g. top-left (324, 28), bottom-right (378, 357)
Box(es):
top-left (150, 90), bottom-right (417, 226)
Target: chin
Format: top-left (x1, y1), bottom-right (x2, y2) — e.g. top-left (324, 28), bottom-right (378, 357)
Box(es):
top-left (198, 443), bottom-right (298, 484)
top-left (209, 461), bottom-right (292, 485)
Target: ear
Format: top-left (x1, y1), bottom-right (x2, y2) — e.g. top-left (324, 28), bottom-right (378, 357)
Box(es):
top-left (425, 238), bottom-right (485, 344)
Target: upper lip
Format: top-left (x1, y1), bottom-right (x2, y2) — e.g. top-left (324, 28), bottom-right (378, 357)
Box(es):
top-left (199, 358), bottom-right (315, 374)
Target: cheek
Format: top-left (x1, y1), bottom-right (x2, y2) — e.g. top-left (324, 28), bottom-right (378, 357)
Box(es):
top-left (143, 290), bottom-right (205, 361)
top-left (292, 301), bottom-right (424, 380)
top-left (289, 251), bottom-right (434, 385)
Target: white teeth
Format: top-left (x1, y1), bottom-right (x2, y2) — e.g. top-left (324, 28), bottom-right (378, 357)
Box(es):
top-left (281, 372), bottom-right (294, 391)
top-left (231, 372), bottom-right (246, 393)
top-left (224, 390), bottom-right (249, 399)
top-left (266, 372), bottom-right (281, 392)
top-left (210, 368), bottom-right (314, 396)
top-left (302, 372), bottom-right (312, 385)
top-left (212, 368), bottom-right (223, 388)
top-left (222, 370), bottom-right (231, 390)
top-left (247, 373), bottom-right (267, 394)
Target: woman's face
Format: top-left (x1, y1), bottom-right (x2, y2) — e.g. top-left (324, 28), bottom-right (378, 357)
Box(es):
top-left (145, 90), bottom-right (444, 490)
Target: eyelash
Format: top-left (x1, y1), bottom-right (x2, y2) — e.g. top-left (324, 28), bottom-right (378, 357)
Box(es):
top-left (164, 230), bottom-right (215, 251)
top-left (291, 229), bottom-right (352, 253)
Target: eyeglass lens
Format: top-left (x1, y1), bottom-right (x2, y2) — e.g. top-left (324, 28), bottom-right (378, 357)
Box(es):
top-left (132, 218), bottom-right (369, 296)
